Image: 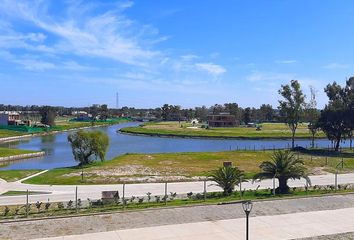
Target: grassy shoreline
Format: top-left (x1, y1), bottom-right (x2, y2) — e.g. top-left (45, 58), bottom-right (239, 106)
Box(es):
top-left (0, 147), bottom-right (39, 158)
top-left (120, 121), bottom-right (326, 140)
top-left (0, 118), bottom-right (130, 140)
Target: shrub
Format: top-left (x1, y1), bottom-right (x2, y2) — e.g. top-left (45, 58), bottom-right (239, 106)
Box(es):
top-left (35, 201), bottom-right (42, 213)
top-left (67, 200), bottom-right (73, 209)
top-left (146, 192), bottom-right (152, 202)
top-left (209, 166), bottom-right (245, 196)
top-left (57, 202), bottom-right (64, 210)
top-left (45, 202), bottom-right (51, 211)
top-left (14, 207), bottom-right (20, 215)
top-left (170, 192), bottom-right (177, 200)
top-left (4, 206), bottom-right (10, 216)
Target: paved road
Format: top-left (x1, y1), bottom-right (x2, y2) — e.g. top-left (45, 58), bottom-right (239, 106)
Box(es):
top-left (33, 207), bottom-right (354, 240)
top-left (1, 172), bottom-right (354, 205)
top-left (1, 194), bottom-right (354, 239)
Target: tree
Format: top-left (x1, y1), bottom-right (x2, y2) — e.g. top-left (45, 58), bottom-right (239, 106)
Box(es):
top-left (318, 80), bottom-right (353, 151)
top-left (346, 77), bottom-right (354, 149)
top-left (209, 166), bottom-right (246, 195)
top-left (211, 104), bottom-right (224, 115)
top-left (243, 107), bottom-right (251, 125)
top-left (99, 104), bottom-right (109, 120)
top-left (194, 106), bottom-right (208, 122)
top-left (39, 106), bottom-right (57, 126)
top-left (305, 87), bottom-right (320, 148)
top-left (224, 103), bottom-right (241, 121)
top-left (278, 80), bottom-right (305, 149)
top-left (253, 150), bottom-right (310, 194)
top-left (259, 104), bottom-right (274, 122)
top-left (161, 104), bottom-right (171, 121)
top-left (67, 130), bottom-right (109, 165)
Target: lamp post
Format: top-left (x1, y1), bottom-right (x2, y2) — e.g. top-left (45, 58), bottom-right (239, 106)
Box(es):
top-left (242, 200), bottom-right (253, 240)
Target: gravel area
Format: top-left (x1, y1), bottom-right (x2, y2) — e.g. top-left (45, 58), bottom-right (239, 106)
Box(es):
top-left (297, 232), bottom-right (354, 239)
top-left (1, 194), bottom-right (354, 240)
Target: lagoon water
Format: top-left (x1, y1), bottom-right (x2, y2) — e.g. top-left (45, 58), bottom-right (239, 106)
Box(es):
top-left (0, 122), bottom-right (349, 170)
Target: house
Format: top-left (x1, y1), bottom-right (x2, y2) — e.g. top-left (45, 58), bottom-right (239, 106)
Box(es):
top-left (0, 111), bottom-right (21, 126)
top-left (207, 112), bottom-right (237, 127)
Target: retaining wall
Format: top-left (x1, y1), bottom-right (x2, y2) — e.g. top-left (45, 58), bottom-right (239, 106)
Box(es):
top-left (0, 152), bottom-right (45, 162)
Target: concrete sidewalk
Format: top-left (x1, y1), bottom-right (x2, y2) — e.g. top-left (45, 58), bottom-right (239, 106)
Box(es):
top-left (35, 207), bottom-right (354, 240)
top-left (2, 172), bottom-right (354, 206)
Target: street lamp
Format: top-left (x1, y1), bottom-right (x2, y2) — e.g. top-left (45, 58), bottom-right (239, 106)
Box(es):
top-left (242, 200), bottom-right (253, 240)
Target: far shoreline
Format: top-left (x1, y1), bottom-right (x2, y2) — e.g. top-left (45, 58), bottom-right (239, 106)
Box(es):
top-left (119, 128), bottom-right (327, 141)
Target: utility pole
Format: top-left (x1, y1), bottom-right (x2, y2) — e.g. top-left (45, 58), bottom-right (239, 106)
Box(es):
top-left (116, 92), bottom-right (119, 110)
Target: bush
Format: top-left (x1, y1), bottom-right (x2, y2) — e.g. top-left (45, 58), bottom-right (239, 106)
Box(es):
top-left (45, 202), bottom-right (51, 211)
top-left (35, 201), bottom-right (42, 213)
top-left (57, 202), bottom-right (64, 210)
top-left (4, 206), bottom-right (10, 216)
top-left (67, 200), bottom-right (73, 209)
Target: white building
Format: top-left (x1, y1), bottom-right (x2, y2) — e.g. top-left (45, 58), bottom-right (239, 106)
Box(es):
top-left (0, 111), bottom-right (20, 126)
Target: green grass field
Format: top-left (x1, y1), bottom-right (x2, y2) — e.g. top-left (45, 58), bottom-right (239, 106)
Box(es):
top-left (0, 169), bottom-right (41, 182)
top-left (0, 147), bottom-right (38, 158)
top-left (120, 121), bottom-right (326, 139)
top-left (0, 190), bottom-right (49, 196)
top-left (0, 129), bottom-right (28, 138)
top-left (23, 149), bottom-right (354, 185)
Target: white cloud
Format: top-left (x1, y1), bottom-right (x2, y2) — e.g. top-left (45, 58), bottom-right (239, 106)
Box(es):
top-left (180, 54), bottom-right (199, 61)
top-left (275, 60), bottom-right (297, 64)
top-left (0, 1), bottom-right (163, 66)
top-left (195, 63), bottom-right (226, 76)
top-left (246, 71), bottom-right (294, 82)
top-left (323, 63), bottom-right (350, 69)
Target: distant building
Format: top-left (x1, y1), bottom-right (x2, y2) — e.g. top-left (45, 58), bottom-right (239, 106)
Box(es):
top-left (191, 118), bottom-right (199, 125)
top-left (0, 111), bottom-right (21, 126)
top-left (207, 112), bottom-right (237, 127)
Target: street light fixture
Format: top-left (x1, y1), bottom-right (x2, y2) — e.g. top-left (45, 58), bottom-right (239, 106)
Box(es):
top-left (242, 200), bottom-right (253, 240)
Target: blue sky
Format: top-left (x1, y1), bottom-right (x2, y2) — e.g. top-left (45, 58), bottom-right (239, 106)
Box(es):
top-left (0, 0), bottom-right (353, 108)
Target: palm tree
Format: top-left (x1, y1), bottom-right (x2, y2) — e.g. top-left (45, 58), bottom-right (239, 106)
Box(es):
top-left (253, 150), bottom-right (311, 194)
top-left (209, 166), bottom-right (246, 195)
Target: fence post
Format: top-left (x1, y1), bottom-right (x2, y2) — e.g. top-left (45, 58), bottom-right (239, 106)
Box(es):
top-left (123, 183), bottom-right (126, 210)
top-left (75, 186), bottom-right (78, 213)
top-left (239, 177), bottom-right (242, 199)
top-left (164, 182), bottom-right (168, 206)
top-left (26, 189), bottom-right (29, 218)
top-left (203, 180), bottom-right (207, 202)
top-left (335, 171), bottom-right (338, 192)
top-left (325, 156), bottom-right (328, 165)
